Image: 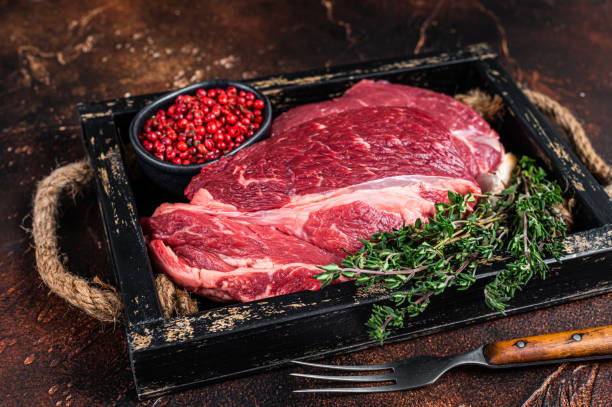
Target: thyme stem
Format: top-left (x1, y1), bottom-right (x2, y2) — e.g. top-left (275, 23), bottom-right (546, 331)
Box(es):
top-left (314, 156), bottom-right (566, 343)
top-left (340, 265), bottom-right (429, 276)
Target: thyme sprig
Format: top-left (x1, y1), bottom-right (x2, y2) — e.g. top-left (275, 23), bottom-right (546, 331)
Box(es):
top-left (314, 156), bottom-right (566, 343)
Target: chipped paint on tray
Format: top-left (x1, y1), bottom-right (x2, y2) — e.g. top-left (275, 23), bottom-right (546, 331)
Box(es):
top-left (81, 109), bottom-right (113, 121)
top-left (165, 317), bottom-right (195, 342)
top-left (563, 226), bottom-right (612, 255)
top-left (131, 328), bottom-right (152, 351)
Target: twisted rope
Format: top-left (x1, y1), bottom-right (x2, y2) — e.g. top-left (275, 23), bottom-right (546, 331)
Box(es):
top-left (522, 89), bottom-right (612, 185)
top-left (32, 161), bottom-right (197, 322)
top-left (456, 88), bottom-right (612, 191)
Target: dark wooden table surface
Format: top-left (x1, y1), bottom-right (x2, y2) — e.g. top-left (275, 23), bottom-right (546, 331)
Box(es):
top-left (1, 1), bottom-right (611, 406)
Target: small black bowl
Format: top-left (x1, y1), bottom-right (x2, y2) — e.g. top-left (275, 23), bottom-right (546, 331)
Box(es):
top-left (129, 79), bottom-right (272, 196)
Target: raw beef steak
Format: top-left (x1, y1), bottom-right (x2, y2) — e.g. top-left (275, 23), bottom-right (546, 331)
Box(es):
top-left (143, 82), bottom-right (505, 303)
top-left (164, 175), bottom-right (477, 255)
top-left (185, 106), bottom-right (481, 208)
top-left (141, 209), bottom-right (343, 302)
top-left (272, 80), bottom-right (503, 173)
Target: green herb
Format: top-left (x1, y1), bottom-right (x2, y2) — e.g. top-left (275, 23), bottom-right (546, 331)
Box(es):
top-left (314, 156), bottom-right (566, 343)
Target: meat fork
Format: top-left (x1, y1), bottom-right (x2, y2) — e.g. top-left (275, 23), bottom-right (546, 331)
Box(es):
top-left (291, 324), bottom-right (612, 393)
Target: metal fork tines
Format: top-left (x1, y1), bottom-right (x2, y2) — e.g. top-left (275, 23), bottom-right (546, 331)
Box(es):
top-left (290, 360), bottom-right (399, 393)
top-left (290, 348), bottom-right (489, 393)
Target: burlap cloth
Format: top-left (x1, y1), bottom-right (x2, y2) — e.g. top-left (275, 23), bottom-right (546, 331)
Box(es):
top-left (30, 89), bottom-right (612, 323)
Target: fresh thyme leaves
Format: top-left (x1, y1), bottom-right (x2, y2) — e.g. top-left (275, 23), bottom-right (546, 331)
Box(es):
top-left (314, 156), bottom-right (566, 343)
top-left (484, 158), bottom-right (566, 313)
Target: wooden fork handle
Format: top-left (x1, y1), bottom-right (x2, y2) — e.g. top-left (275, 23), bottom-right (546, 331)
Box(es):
top-left (483, 325), bottom-right (612, 365)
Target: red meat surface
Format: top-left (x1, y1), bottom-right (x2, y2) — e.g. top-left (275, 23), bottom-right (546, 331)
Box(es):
top-left (271, 79), bottom-right (502, 173)
top-left (141, 209), bottom-right (343, 302)
top-left (143, 81), bottom-right (504, 303)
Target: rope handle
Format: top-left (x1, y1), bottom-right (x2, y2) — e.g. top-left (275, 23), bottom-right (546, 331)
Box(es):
top-left (522, 89), bottom-right (612, 184)
top-left (30, 89), bottom-right (611, 323)
top-left (457, 89), bottom-right (612, 194)
top-left (32, 161), bottom-right (197, 322)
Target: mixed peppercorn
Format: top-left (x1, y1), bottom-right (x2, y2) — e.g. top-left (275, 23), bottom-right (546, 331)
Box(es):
top-left (139, 86), bottom-right (266, 165)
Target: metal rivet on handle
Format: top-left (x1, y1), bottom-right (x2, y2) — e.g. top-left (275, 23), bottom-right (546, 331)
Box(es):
top-left (515, 340), bottom-right (526, 348)
top-left (572, 333), bottom-right (582, 341)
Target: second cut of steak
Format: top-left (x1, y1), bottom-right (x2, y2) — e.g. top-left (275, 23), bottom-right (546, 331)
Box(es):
top-left (142, 209), bottom-right (343, 302)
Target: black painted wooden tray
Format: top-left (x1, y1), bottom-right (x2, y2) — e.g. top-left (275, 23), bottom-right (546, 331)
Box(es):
top-left (78, 43), bottom-right (612, 399)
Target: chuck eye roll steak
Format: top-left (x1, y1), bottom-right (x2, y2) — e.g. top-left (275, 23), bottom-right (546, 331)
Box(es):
top-left (141, 80), bottom-right (504, 303)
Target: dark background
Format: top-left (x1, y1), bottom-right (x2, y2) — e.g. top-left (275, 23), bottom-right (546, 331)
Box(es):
top-left (1, 1), bottom-right (610, 406)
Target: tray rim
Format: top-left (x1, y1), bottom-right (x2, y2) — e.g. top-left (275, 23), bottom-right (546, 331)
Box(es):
top-left (77, 43), bottom-right (612, 399)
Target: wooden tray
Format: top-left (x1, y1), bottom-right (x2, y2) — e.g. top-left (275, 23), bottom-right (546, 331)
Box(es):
top-left (78, 43), bottom-right (612, 399)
